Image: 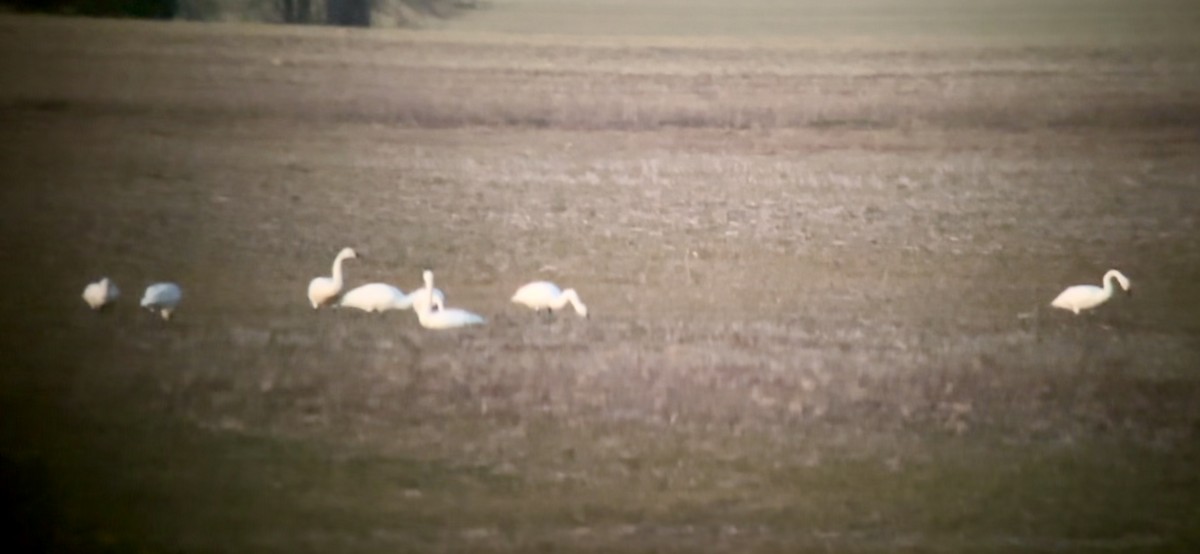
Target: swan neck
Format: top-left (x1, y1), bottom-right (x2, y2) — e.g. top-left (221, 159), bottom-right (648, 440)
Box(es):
top-left (549, 289), bottom-right (570, 310)
top-left (1101, 271), bottom-right (1119, 295)
top-left (331, 256), bottom-right (346, 285)
top-left (417, 274), bottom-right (434, 315)
top-left (562, 289), bottom-right (587, 315)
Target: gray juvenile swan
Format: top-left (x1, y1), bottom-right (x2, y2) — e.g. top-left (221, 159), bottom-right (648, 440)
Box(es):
top-left (141, 282), bottom-right (182, 320)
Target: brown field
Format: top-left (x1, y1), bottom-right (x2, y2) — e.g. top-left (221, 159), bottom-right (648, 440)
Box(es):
top-left (1, 4), bottom-right (1199, 552)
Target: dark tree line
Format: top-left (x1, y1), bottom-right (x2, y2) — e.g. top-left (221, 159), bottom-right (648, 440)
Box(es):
top-left (2, 0), bottom-right (471, 27)
top-left (1, 0), bottom-right (177, 18)
top-left (280, 0), bottom-right (370, 26)
top-left (279, 0), bottom-right (311, 24)
top-left (325, 0), bottom-right (369, 27)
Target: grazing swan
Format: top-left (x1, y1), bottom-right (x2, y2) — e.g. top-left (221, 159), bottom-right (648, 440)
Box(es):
top-left (307, 247), bottom-right (358, 309)
top-left (141, 282), bottom-right (182, 320)
top-left (337, 283), bottom-right (446, 313)
top-left (511, 281), bottom-right (589, 318)
top-left (82, 277), bottom-right (119, 310)
top-left (413, 270), bottom-right (484, 329)
top-left (1051, 269), bottom-right (1132, 314)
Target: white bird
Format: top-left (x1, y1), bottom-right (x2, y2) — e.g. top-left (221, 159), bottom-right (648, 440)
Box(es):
top-left (406, 284), bottom-right (446, 314)
top-left (337, 283), bottom-right (406, 313)
top-left (337, 282), bottom-right (446, 313)
top-left (1050, 269), bottom-right (1133, 314)
top-left (307, 247), bottom-right (358, 309)
top-left (141, 282), bottom-right (182, 320)
top-left (413, 270), bottom-right (484, 329)
top-left (511, 281), bottom-right (589, 318)
top-left (82, 277), bottom-right (119, 311)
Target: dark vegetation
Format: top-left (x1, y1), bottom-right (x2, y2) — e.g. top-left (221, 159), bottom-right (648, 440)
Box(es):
top-left (2, 0), bottom-right (176, 18)
top-left (0, 0), bottom-right (473, 26)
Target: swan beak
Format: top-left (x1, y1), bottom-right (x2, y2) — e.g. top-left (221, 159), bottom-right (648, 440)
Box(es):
top-left (1126, 288), bottom-right (1134, 298)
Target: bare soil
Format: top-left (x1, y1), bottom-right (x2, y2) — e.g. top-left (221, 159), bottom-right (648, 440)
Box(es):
top-left (0, 11), bottom-right (1198, 553)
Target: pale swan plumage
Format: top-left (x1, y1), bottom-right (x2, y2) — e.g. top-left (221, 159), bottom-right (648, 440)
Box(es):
top-left (307, 247), bottom-right (358, 309)
top-left (1050, 269), bottom-right (1132, 315)
top-left (337, 283), bottom-right (406, 312)
top-left (141, 282), bottom-right (182, 320)
top-left (413, 270), bottom-right (484, 329)
top-left (337, 282), bottom-right (446, 313)
top-left (406, 285), bottom-right (446, 314)
top-left (511, 281), bottom-right (588, 318)
top-left (82, 277), bottom-right (119, 310)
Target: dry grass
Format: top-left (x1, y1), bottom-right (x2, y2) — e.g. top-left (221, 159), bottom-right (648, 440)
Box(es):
top-left (1, 6), bottom-right (1199, 553)
top-left (5, 13), bottom-right (1200, 132)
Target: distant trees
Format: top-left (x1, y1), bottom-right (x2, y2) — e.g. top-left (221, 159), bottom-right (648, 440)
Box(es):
top-left (325, 0), bottom-right (368, 27)
top-left (279, 0), bottom-right (311, 23)
top-left (1, 0), bottom-right (176, 18)
top-left (1, 0), bottom-right (476, 26)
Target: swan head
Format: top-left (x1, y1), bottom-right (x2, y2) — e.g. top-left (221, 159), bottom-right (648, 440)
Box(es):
top-left (423, 270), bottom-right (434, 287)
top-left (572, 297), bottom-right (589, 318)
top-left (563, 288), bottom-right (588, 318)
top-left (338, 247), bottom-right (359, 260)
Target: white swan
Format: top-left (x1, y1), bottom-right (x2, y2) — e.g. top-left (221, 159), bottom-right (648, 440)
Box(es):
top-left (141, 282), bottom-right (182, 320)
top-left (82, 277), bottom-right (119, 310)
top-left (338, 283), bottom-right (406, 312)
top-left (413, 270), bottom-right (484, 329)
top-left (1050, 269), bottom-right (1132, 314)
top-left (307, 247), bottom-right (358, 309)
top-left (511, 281), bottom-right (588, 318)
top-left (337, 282), bottom-right (446, 313)
top-left (406, 284), bottom-right (446, 314)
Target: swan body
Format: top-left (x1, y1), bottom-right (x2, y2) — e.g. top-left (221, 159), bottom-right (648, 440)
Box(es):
top-left (82, 277), bottom-right (119, 310)
top-left (338, 283), bottom-right (407, 312)
top-left (141, 282), bottom-right (182, 320)
top-left (416, 306), bottom-right (486, 329)
top-left (338, 283), bottom-right (446, 313)
top-left (307, 247), bottom-right (358, 309)
top-left (1051, 269), bottom-right (1132, 314)
top-left (511, 281), bottom-right (588, 318)
top-left (414, 270), bottom-right (484, 329)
